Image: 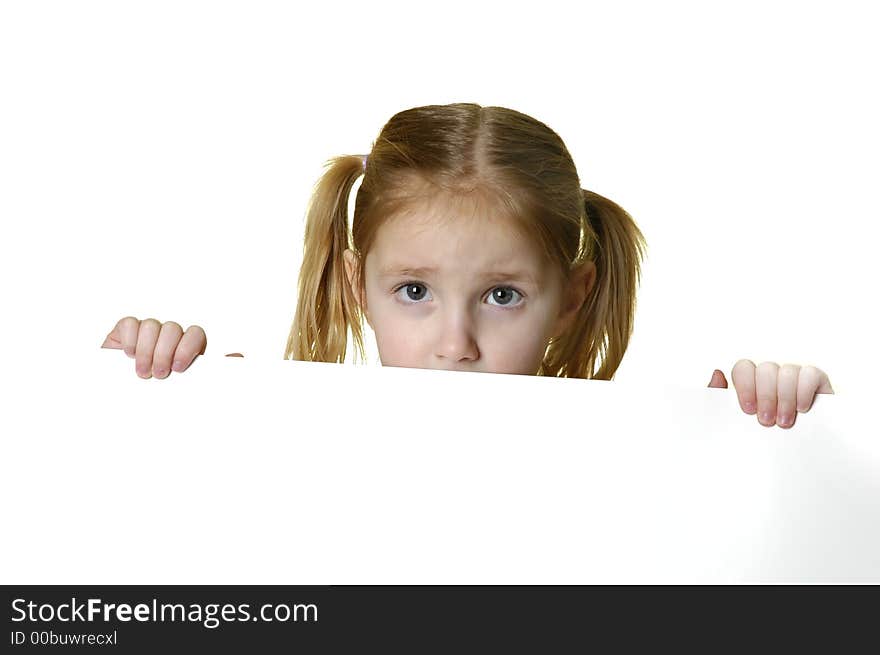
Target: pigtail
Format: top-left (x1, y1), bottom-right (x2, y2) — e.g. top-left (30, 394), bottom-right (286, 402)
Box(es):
top-left (541, 189), bottom-right (647, 380)
top-left (285, 155), bottom-right (367, 363)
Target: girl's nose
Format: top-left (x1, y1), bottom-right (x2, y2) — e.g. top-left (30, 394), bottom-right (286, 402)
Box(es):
top-left (435, 312), bottom-right (480, 363)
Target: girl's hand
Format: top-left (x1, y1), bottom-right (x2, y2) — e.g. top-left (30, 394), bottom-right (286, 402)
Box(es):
top-left (707, 359), bottom-right (834, 429)
top-left (101, 316), bottom-right (235, 379)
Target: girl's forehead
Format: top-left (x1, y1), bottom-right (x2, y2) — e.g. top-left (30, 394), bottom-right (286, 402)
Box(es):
top-left (368, 203), bottom-right (555, 280)
top-left (379, 189), bottom-right (526, 240)
top-left (376, 203), bottom-right (530, 251)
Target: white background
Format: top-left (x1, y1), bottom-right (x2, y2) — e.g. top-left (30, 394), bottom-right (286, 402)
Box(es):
top-left (2, 0), bottom-right (876, 387)
top-left (1, 1), bottom-right (877, 582)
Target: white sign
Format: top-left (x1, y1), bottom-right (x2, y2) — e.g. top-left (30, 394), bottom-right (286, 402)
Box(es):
top-left (1, 350), bottom-right (874, 584)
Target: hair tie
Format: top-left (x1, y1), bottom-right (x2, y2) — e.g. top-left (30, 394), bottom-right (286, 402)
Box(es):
top-left (363, 155), bottom-right (368, 171)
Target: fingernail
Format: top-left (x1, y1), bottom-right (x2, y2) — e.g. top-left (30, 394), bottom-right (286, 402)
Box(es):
top-left (743, 400), bottom-right (755, 413)
top-left (760, 411), bottom-right (773, 424)
top-left (778, 414), bottom-right (791, 426)
top-left (155, 368), bottom-right (167, 379)
top-left (172, 360), bottom-right (183, 372)
top-left (124, 347), bottom-right (134, 357)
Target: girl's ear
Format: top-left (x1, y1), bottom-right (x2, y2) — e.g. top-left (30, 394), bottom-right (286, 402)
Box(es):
top-left (343, 249), bottom-right (371, 326)
top-left (552, 260), bottom-right (596, 339)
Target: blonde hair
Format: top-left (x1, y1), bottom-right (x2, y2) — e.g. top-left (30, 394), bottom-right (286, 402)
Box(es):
top-left (285, 102), bottom-right (647, 380)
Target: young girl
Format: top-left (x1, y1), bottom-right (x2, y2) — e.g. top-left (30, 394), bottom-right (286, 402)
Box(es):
top-left (101, 102), bottom-right (833, 429)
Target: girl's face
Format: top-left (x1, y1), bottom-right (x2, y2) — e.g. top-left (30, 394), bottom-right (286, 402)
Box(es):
top-left (344, 204), bottom-right (594, 375)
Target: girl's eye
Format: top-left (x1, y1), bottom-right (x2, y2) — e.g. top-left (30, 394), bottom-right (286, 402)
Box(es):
top-left (394, 283), bottom-right (432, 303)
top-left (486, 286), bottom-right (523, 308)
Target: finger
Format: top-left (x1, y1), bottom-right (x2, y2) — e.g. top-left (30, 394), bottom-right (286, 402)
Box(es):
top-left (731, 359), bottom-right (757, 414)
top-left (135, 318), bottom-right (162, 379)
top-left (170, 325), bottom-right (207, 373)
top-left (152, 321), bottom-right (184, 379)
top-left (755, 361), bottom-right (780, 427)
top-left (797, 365), bottom-right (833, 412)
top-left (776, 363), bottom-right (801, 429)
top-left (707, 369), bottom-right (728, 388)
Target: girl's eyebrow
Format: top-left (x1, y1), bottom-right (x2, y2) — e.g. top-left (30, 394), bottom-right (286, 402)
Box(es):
top-left (378, 265), bottom-right (539, 285)
top-left (378, 265), bottom-right (439, 278)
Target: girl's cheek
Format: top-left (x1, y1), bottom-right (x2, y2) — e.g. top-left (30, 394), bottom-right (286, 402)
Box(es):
top-left (373, 310), bottom-right (428, 365)
top-left (480, 326), bottom-right (548, 374)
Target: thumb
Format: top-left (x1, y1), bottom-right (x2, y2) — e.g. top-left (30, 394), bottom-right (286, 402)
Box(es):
top-left (101, 329), bottom-right (121, 350)
top-left (708, 369), bottom-right (728, 388)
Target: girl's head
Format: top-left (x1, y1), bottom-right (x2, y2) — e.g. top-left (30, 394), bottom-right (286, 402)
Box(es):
top-left (287, 103), bottom-right (647, 380)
